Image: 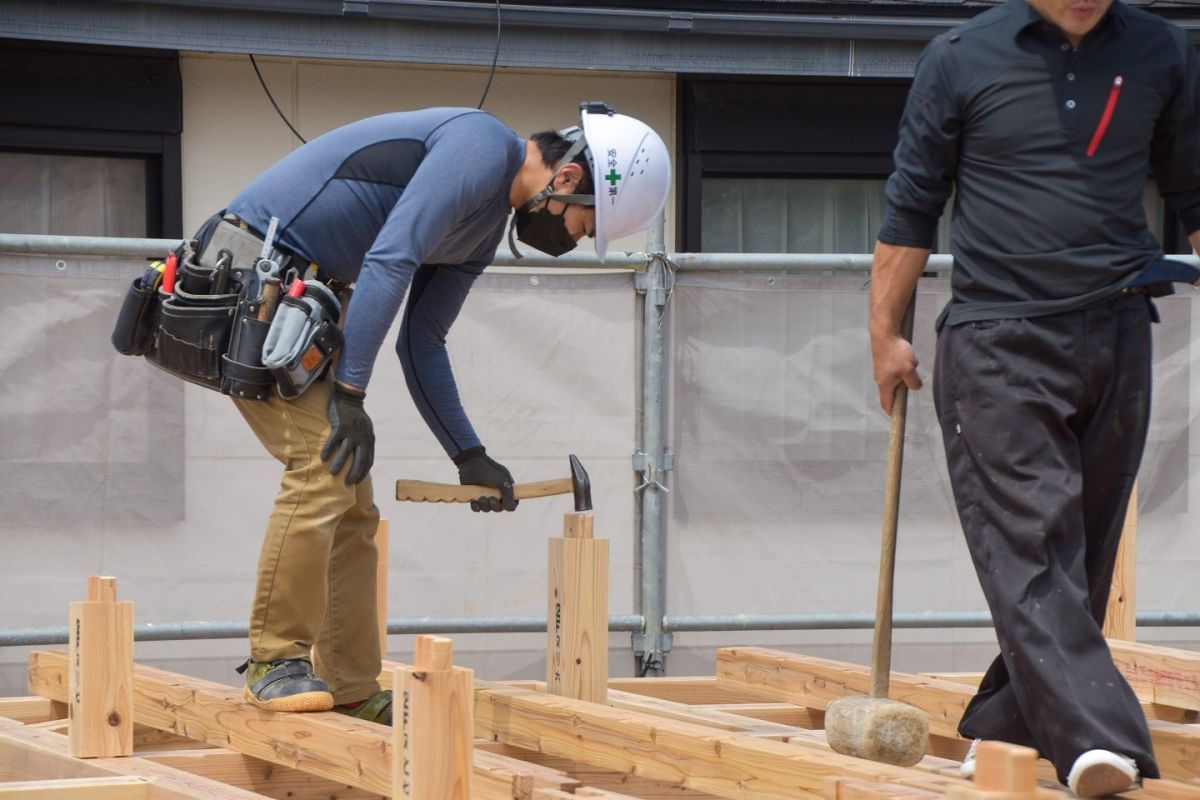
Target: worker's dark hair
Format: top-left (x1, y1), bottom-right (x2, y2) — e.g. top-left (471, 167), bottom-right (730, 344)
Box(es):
top-left (530, 130), bottom-right (594, 195)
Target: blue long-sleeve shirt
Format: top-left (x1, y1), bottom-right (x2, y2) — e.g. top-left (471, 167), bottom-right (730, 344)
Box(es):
top-left (228, 108), bottom-right (525, 457)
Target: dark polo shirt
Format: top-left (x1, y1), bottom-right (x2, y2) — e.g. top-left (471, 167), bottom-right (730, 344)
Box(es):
top-left (879, 0), bottom-right (1200, 327)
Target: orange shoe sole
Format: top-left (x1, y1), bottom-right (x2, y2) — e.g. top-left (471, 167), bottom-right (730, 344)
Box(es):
top-left (243, 687), bottom-right (334, 712)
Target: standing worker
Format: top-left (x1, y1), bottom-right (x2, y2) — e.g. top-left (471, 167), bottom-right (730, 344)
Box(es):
top-left (188, 103), bottom-right (670, 723)
top-left (869, 1), bottom-right (1200, 795)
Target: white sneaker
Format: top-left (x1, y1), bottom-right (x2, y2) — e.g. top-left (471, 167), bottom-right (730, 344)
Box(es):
top-left (960, 739), bottom-right (981, 780)
top-left (1067, 750), bottom-right (1139, 798)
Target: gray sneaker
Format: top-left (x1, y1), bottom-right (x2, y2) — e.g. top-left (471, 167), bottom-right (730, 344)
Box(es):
top-left (237, 658), bottom-right (334, 712)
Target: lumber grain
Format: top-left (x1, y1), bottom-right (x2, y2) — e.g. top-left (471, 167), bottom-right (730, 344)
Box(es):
top-left (26, 650), bottom-right (592, 800)
top-left (717, 647), bottom-right (1200, 783)
top-left (473, 679), bottom-right (970, 800)
top-left (0, 723), bottom-right (272, 799)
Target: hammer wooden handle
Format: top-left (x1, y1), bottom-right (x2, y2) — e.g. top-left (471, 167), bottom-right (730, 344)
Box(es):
top-left (395, 478), bottom-right (572, 503)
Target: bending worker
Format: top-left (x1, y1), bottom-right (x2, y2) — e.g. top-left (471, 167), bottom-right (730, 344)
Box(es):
top-left (869, 1), bottom-right (1200, 796)
top-left (191, 103), bottom-right (670, 722)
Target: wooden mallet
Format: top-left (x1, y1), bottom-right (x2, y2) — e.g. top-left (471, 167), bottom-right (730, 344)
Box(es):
top-left (825, 292), bottom-right (929, 767)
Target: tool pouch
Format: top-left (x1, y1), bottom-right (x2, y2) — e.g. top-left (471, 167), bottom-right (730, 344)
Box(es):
top-left (220, 272), bottom-right (275, 401)
top-left (111, 274), bottom-right (161, 356)
top-left (145, 281), bottom-right (241, 391)
top-left (261, 280), bottom-right (343, 399)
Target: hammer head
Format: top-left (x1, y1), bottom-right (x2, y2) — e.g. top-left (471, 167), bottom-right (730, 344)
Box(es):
top-left (569, 454), bottom-right (592, 512)
top-left (825, 695), bottom-right (929, 767)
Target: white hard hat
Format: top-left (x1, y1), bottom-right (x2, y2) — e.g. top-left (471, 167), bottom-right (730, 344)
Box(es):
top-left (579, 103), bottom-right (671, 259)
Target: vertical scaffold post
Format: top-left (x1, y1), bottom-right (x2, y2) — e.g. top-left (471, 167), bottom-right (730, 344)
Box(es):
top-left (634, 211), bottom-right (672, 677)
top-left (68, 575), bottom-right (133, 758)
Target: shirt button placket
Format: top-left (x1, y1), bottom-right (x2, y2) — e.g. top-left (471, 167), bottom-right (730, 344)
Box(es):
top-left (1062, 45), bottom-right (1079, 131)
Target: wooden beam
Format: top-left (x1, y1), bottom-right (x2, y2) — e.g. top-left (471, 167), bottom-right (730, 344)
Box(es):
top-left (826, 778), bottom-right (943, 800)
top-left (473, 679), bottom-right (971, 800)
top-left (0, 699), bottom-right (66, 725)
top-left (28, 650), bottom-right (556, 800)
top-left (697, 703), bottom-right (824, 730)
top-left (141, 749), bottom-right (385, 799)
top-left (0, 723), bottom-right (274, 799)
top-left (395, 635), bottom-right (473, 800)
top-left (606, 677), bottom-right (768, 705)
top-left (68, 576), bottom-right (134, 758)
top-left (1106, 640), bottom-right (1200, 712)
top-left (919, 672), bottom-right (1199, 723)
top-left (607, 687), bottom-right (965, 774)
top-left (547, 512), bottom-right (608, 704)
top-left (716, 647), bottom-right (1200, 783)
top-left (1103, 484), bottom-right (1138, 642)
top-left (0, 776), bottom-right (149, 799)
top-left (717, 648), bottom-right (969, 739)
top-left (30, 649), bottom-right (394, 796)
top-left (479, 743), bottom-right (756, 799)
top-left (1140, 779), bottom-right (1200, 800)
top-left (607, 689), bottom-right (804, 739)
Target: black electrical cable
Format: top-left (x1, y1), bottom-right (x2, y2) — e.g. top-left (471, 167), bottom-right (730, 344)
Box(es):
top-left (249, 53), bottom-right (307, 144)
top-left (476, 0), bottom-right (502, 109)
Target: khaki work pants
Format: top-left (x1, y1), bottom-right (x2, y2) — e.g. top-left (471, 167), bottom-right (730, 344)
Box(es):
top-left (233, 377), bottom-right (382, 705)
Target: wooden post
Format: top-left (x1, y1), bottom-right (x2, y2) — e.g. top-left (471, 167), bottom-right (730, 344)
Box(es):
top-left (947, 741), bottom-right (1050, 800)
top-left (68, 576), bottom-right (133, 758)
top-left (547, 512), bottom-right (609, 704)
top-left (1104, 483), bottom-right (1138, 642)
top-left (394, 635), bottom-right (473, 800)
top-left (377, 518), bottom-right (390, 660)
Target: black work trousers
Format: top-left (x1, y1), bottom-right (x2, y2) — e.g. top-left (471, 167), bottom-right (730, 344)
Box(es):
top-left (933, 292), bottom-right (1159, 783)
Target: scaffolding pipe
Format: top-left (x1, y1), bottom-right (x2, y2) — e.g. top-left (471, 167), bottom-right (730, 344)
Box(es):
top-left (6, 609), bottom-right (1198, 648)
top-left (3, 234), bottom-right (1198, 274)
top-left (0, 614), bottom-right (647, 648)
top-left (663, 610), bottom-right (1200, 631)
top-left (632, 214), bottom-right (672, 677)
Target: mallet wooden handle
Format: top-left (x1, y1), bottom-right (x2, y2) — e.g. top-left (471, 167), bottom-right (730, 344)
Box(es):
top-left (395, 478), bottom-right (572, 503)
top-left (871, 290), bottom-right (915, 700)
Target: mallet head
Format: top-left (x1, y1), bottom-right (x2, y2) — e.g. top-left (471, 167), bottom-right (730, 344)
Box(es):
top-left (825, 695), bottom-right (929, 767)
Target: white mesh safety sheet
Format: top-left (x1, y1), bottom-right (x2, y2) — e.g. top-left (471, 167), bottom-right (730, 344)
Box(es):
top-left (666, 271), bottom-right (1199, 622)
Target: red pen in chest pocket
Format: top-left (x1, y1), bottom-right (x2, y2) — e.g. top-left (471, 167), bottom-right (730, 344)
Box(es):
top-left (1086, 75), bottom-right (1124, 158)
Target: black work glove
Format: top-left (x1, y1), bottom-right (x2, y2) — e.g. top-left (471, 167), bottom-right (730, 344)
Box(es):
top-left (453, 446), bottom-right (518, 512)
top-left (321, 384), bottom-right (375, 486)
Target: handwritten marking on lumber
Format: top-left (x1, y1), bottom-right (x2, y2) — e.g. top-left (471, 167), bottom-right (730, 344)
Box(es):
top-left (401, 687), bottom-right (412, 797)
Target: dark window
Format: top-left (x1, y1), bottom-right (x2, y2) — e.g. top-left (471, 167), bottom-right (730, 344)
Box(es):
top-left (0, 38), bottom-right (183, 238)
top-left (679, 77), bottom-right (908, 254)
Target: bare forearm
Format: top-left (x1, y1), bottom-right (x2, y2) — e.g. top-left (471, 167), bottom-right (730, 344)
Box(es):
top-left (868, 241), bottom-right (930, 414)
top-left (869, 241), bottom-right (930, 340)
